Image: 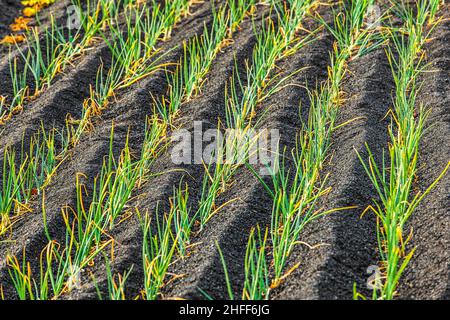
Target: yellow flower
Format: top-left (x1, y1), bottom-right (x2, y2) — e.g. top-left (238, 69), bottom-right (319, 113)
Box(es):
top-left (21, 0), bottom-right (39, 6)
top-left (22, 0), bottom-right (54, 7)
top-left (23, 6), bottom-right (39, 17)
top-left (0, 34), bottom-right (26, 45)
top-left (14, 16), bottom-right (32, 24)
top-left (10, 16), bottom-right (32, 32)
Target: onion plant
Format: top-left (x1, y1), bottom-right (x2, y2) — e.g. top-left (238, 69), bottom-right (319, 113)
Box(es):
top-left (93, 256), bottom-right (133, 300)
top-left (0, 96), bottom-right (6, 123)
top-left (195, 134), bottom-right (247, 227)
top-left (0, 150), bottom-right (26, 237)
top-left (354, 0), bottom-right (448, 300)
top-left (225, 0), bottom-right (317, 130)
top-left (142, 205), bottom-right (179, 300)
top-left (241, 226), bottom-right (269, 300)
top-left (104, 262), bottom-right (133, 301)
top-left (172, 182), bottom-right (191, 257)
top-left (0, 126), bottom-right (59, 237)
